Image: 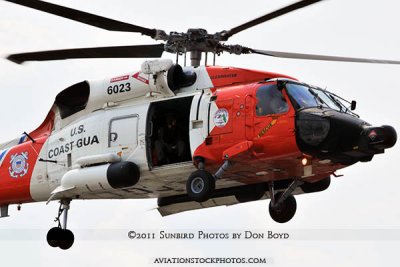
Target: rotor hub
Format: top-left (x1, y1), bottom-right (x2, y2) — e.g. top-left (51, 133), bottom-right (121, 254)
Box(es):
top-left (164, 28), bottom-right (222, 56)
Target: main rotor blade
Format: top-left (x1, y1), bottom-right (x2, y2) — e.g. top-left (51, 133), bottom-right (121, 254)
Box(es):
top-left (3, 0), bottom-right (158, 37)
top-left (250, 49), bottom-right (400, 65)
top-left (7, 44), bottom-right (165, 64)
top-left (220, 0), bottom-right (323, 40)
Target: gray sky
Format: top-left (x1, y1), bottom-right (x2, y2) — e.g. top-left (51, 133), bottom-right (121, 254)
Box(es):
top-left (0, 0), bottom-right (399, 266)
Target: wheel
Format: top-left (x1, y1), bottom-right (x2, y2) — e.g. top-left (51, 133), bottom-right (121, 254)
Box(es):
top-left (301, 177), bottom-right (331, 193)
top-left (47, 227), bottom-right (63, 247)
top-left (58, 229), bottom-right (75, 250)
top-left (235, 184), bottom-right (266, 203)
top-left (269, 192), bottom-right (297, 223)
top-left (186, 170), bottom-right (215, 202)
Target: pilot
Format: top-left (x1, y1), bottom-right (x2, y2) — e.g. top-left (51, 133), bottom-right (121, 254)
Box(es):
top-left (154, 113), bottom-right (185, 165)
top-left (256, 87), bottom-right (288, 116)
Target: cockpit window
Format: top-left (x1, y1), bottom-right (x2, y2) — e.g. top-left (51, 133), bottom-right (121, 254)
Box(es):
top-left (312, 90), bottom-right (342, 111)
top-left (286, 82), bottom-right (349, 113)
top-left (256, 84), bottom-right (288, 116)
top-left (285, 83), bottom-right (317, 109)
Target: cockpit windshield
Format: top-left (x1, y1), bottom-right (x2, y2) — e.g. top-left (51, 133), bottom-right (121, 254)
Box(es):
top-left (285, 82), bottom-right (352, 114)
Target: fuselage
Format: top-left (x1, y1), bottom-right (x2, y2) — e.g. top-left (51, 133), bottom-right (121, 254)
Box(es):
top-left (0, 64), bottom-right (396, 207)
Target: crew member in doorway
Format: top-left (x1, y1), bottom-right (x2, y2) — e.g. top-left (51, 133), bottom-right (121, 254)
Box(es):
top-left (154, 113), bottom-right (185, 165)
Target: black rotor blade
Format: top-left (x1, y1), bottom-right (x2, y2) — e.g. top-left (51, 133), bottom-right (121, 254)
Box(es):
top-left (249, 49), bottom-right (400, 65)
top-left (3, 0), bottom-right (158, 37)
top-left (7, 44), bottom-right (165, 64)
top-left (220, 0), bottom-right (323, 40)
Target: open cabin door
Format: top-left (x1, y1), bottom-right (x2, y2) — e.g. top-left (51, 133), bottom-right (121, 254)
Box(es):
top-left (146, 96), bottom-right (193, 168)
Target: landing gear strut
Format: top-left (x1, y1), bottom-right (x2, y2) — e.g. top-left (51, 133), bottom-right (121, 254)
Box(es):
top-left (268, 179), bottom-right (302, 223)
top-left (47, 199), bottom-right (74, 250)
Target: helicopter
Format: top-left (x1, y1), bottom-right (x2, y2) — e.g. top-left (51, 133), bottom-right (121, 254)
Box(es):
top-left (0, 0), bottom-right (398, 250)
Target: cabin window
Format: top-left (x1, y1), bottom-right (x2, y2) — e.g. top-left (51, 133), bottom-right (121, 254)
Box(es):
top-left (255, 84), bottom-right (288, 116)
top-left (109, 115), bottom-right (138, 149)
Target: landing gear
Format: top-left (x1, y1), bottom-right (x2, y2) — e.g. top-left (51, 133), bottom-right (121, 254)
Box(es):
top-left (46, 199), bottom-right (74, 250)
top-left (186, 170), bottom-right (215, 202)
top-left (47, 227), bottom-right (74, 250)
top-left (186, 159), bottom-right (233, 203)
top-left (268, 192), bottom-right (297, 223)
top-left (268, 180), bottom-right (302, 223)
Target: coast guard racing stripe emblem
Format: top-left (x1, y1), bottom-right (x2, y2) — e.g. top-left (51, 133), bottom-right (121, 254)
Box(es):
top-left (9, 152), bottom-right (29, 178)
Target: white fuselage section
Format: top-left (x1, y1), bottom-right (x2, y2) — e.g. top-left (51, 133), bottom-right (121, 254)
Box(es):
top-left (29, 65), bottom-right (223, 202)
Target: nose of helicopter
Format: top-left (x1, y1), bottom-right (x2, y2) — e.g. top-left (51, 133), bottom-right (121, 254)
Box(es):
top-left (295, 108), bottom-right (397, 163)
top-left (359, 125), bottom-right (397, 150)
top-left (383, 125), bottom-right (397, 148)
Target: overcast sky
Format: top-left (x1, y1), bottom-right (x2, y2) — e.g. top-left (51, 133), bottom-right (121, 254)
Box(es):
top-left (0, 0), bottom-right (399, 266)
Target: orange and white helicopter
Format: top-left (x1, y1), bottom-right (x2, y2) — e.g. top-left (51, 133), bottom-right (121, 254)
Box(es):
top-left (1, 0), bottom-right (398, 250)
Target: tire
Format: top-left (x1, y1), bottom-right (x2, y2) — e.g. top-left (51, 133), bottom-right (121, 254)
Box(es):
top-left (301, 177), bottom-right (331, 193)
top-left (58, 229), bottom-right (75, 250)
top-left (47, 227), bottom-right (62, 248)
top-left (186, 170), bottom-right (215, 202)
top-left (235, 184), bottom-right (266, 203)
top-left (269, 192), bottom-right (297, 223)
